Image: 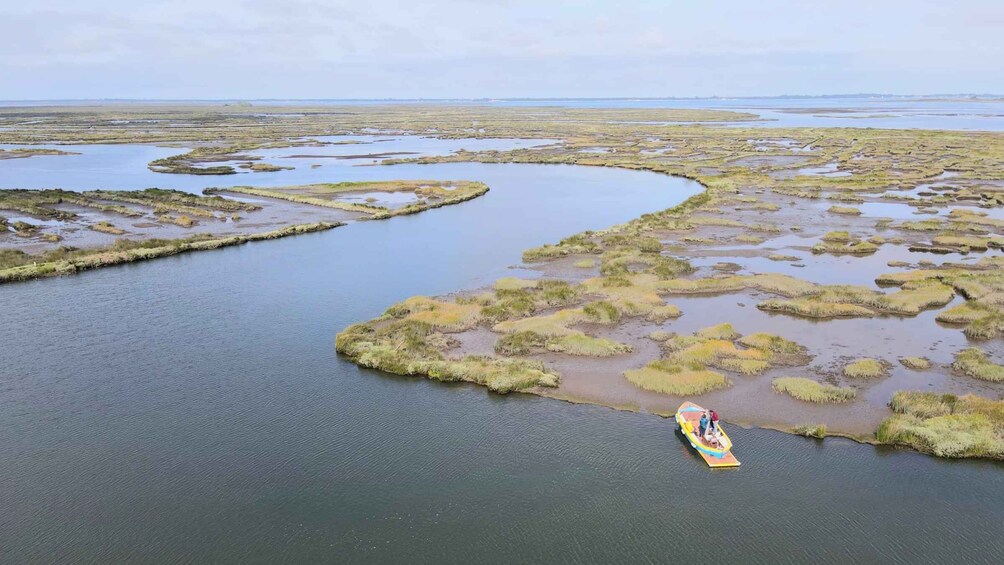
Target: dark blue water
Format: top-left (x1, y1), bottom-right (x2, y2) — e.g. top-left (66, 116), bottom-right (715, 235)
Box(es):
top-left (1, 144), bottom-right (1002, 563)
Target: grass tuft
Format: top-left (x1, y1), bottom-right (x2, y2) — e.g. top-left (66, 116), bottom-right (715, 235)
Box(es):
top-left (952, 348), bottom-right (1004, 383)
top-left (772, 377), bottom-right (856, 403)
top-left (843, 358), bottom-right (889, 379)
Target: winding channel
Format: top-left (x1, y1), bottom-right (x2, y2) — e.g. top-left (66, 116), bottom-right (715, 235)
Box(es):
top-left (0, 139), bottom-right (1002, 563)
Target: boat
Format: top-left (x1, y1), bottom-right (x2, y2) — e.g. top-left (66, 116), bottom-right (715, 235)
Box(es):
top-left (675, 401), bottom-right (741, 468)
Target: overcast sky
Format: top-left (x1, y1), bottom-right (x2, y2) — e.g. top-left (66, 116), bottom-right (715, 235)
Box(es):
top-left (3, 0), bottom-right (1003, 100)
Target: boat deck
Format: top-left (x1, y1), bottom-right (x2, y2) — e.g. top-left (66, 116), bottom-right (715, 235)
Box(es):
top-left (677, 401), bottom-right (741, 468)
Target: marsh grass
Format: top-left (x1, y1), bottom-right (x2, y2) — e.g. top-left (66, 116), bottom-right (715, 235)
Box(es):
top-left (624, 361), bottom-right (731, 396)
top-left (392, 296), bottom-right (482, 332)
top-left (877, 391), bottom-right (1003, 459)
top-left (843, 358), bottom-right (890, 379)
top-left (792, 424), bottom-right (827, 439)
top-left (899, 357), bottom-right (932, 370)
top-left (758, 299), bottom-right (874, 319)
top-left (336, 319), bottom-right (560, 393)
top-left (821, 231), bottom-right (851, 242)
top-left (827, 205), bottom-right (862, 216)
top-left (696, 323), bottom-right (740, 340)
top-left (0, 222), bottom-right (341, 284)
top-left (659, 273), bottom-right (817, 297)
top-left (952, 348), bottom-right (1004, 382)
top-left (214, 180), bottom-right (489, 220)
top-left (89, 221), bottom-right (125, 235)
top-left (811, 240), bottom-right (879, 255)
top-left (772, 377), bottom-right (856, 403)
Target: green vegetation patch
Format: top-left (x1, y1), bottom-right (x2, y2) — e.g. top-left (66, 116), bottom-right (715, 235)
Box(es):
top-left (792, 424), bottom-right (827, 439)
top-left (211, 180), bottom-right (489, 220)
top-left (899, 357), bottom-right (932, 370)
top-left (827, 205), bottom-right (862, 216)
top-left (877, 392), bottom-right (1003, 459)
top-left (843, 358), bottom-right (890, 379)
top-left (772, 377), bottom-right (856, 403)
top-left (624, 361), bottom-right (731, 396)
top-left (952, 348), bottom-right (1004, 383)
top-left (336, 319), bottom-right (559, 394)
top-left (0, 222), bottom-right (340, 284)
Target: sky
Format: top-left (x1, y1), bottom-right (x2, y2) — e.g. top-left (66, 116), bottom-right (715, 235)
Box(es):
top-left (3, 0), bottom-right (1003, 100)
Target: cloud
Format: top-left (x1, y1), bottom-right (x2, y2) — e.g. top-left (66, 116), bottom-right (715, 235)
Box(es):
top-left (1, 0), bottom-right (1001, 98)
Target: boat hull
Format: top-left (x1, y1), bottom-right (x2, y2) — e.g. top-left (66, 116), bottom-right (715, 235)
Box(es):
top-left (675, 401), bottom-right (741, 468)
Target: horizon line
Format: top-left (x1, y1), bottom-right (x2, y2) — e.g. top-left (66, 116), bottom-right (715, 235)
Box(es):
top-left (2, 93), bottom-right (1004, 105)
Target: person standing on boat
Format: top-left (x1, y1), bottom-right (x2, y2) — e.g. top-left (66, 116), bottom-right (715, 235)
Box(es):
top-left (709, 409), bottom-right (720, 433)
top-left (699, 412), bottom-right (709, 438)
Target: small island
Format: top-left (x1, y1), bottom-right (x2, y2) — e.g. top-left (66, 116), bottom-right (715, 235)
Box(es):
top-left (1, 179), bottom-right (492, 283)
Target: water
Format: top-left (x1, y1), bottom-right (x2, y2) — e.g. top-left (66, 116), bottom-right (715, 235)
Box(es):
top-left (454, 96), bottom-right (1004, 131)
top-left (1, 141), bottom-right (1002, 563)
top-left (0, 136), bottom-right (557, 193)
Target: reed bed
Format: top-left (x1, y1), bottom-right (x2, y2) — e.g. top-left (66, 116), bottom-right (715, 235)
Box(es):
top-left (772, 377), bottom-right (856, 403)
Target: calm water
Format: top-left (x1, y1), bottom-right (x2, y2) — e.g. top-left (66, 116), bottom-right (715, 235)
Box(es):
top-left (478, 96), bottom-right (1004, 131)
top-left (1, 141), bottom-right (1003, 563)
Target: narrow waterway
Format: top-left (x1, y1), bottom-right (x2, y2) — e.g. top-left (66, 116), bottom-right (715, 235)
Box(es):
top-left (0, 142), bottom-right (1001, 563)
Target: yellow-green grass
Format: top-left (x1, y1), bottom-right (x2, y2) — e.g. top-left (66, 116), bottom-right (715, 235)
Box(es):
top-left (158, 214), bottom-right (196, 227)
top-left (828, 205), bottom-right (862, 216)
top-left (495, 330), bottom-right (631, 357)
top-left (931, 235), bottom-right (994, 251)
top-left (899, 357), bottom-right (932, 370)
top-left (661, 332), bottom-right (792, 376)
top-left (659, 273), bottom-right (817, 297)
top-left (478, 280), bottom-right (581, 323)
top-left (747, 222), bottom-right (782, 233)
top-left (811, 240), bottom-right (879, 255)
top-left (90, 221), bottom-right (125, 235)
top-left (0, 222), bottom-right (341, 284)
top-left (821, 230), bottom-right (852, 242)
top-left (696, 323), bottom-right (740, 340)
top-left (493, 277), bottom-right (538, 291)
top-left (844, 358), bottom-right (889, 379)
top-left (336, 319), bottom-right (559, 393)
top-left (624, 361), bottom-right (731, 396)
top-left (523, 233), bottom-right (602, 261)
top-left (645, 304), bottom-right (683, 323)
top-left (573, 259), bottom-right (596, 268)
top-left (876, 392), bottom-right (1003, 459)
top-left (952, 348), bottom-right (1004, 383)
top-left (238, 162), bottom-right (293, 172)
top-left (647, 330), bottom-right (674, 342)
top-left (792, 424), bottom-right (827, 439)
top-left (772, 377), bottom-right (856, 403)
top-left (212, 180), bottom-right (489, 219)
top-left (0, 147), bottom-right (78, 159)
top-left (0, 188), bottom-right (258, 223)
top-left (547, 334), bottom-right (633, 356)
top-left (386, 296), bottom-right (483, 333)
top-left (493, 308), bottom-right (587, 336)
top-left (737, 332), bottom-right (805, 356)
top-left (931, 305), bottom-right (1003, 341)
top-left (579, 274), bottom-right (668, 316)
top-left (758, 299), bottom-right (874, 319)
top-left (758, 281), bottom-right (953, 319)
